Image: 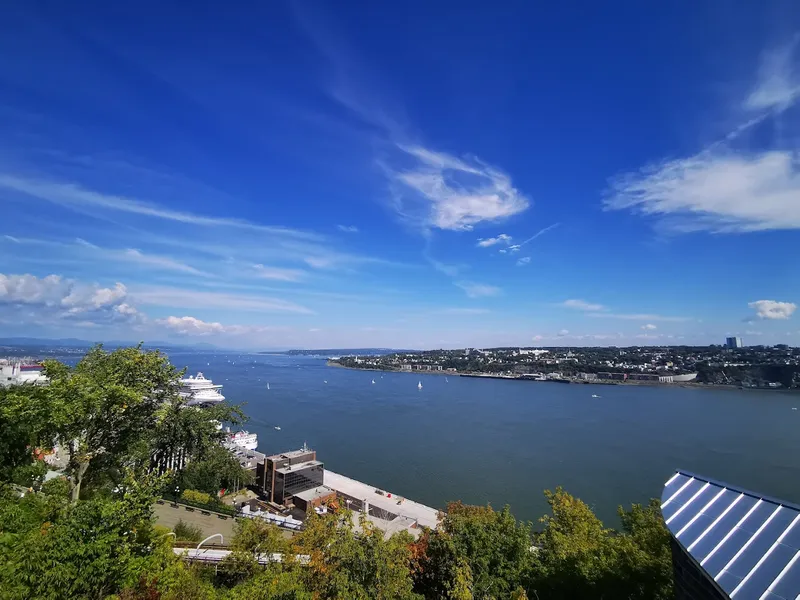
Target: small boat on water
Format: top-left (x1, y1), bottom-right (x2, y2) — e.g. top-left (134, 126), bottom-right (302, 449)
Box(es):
top-left (445, 377), bottom-right (449, 383)
top-left (418, 381), bottom-right (423, 390)
top-left (274, 426), bottom-right (281, 431)
top-left (591, 394), bottom-right (601, 398)
top-left (324, 380), bottom-right (328, 384)
top-left (267, 382), bottom-right (270, 390)
top-left (372, 379), bottom-right (376, 384)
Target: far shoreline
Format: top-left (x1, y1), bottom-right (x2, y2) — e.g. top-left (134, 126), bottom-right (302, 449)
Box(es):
top-left (326, 360), bottom-right (796, 393)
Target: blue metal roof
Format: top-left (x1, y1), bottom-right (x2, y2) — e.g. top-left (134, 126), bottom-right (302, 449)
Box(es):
top-left (662, 470), bottom-right (800, 600)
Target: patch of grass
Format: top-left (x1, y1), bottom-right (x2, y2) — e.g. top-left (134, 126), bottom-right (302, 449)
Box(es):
top-left (173, 519), bottom-right (203, 542)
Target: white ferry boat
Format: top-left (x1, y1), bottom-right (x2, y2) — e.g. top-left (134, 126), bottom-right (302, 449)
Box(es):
top-left (222, 429), bottom-right (259, 451)
top-left (0, 361), bottom-right (48, 387)
top-left (179, 372), bottom-right (225, 406)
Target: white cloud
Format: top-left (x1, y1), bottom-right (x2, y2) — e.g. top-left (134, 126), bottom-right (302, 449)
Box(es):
top-left (439, 307), bottom-right (490, 315)
top-left (749, 299), bottom-right (797, 320)
top-left (745, 37), bottom-right (800, 112)
top-left (130, 285), bottom-right (313, 314)
top-left (427, 258), bottom-right (464, 277)
top-left (393, 145), bottom-right (529, 231)
top-left (477, 234), bottom-right (512, 247)
top-left (74, 238), bottom-right (98, 249)
top-left (123, 249), bottom-right (208, 276)
top-left (561, 299), bottom-right (606, 311)
top-left (337, 225), bottom-right (359, 233)
top-left (641, 323), bottom-right (657, 330)
top-left (157, 316), bottom-right (225, 335)
top-left (532, 335), bottom-right (544, 342)
top-left (635, 333), bottom-right (661, 340)
top-left (253, 264), bottom-right (307, 282)
top-left (557, 329), bottom-right (569, 336)
top-left (0, 273), bottom-right (139, 323)
top-left (0, 174), bottom-right (318, 239)
top-left (507, 244), bottom-right (521, 253)
top-left (516, 256), bottom-right (531, 266)
top-left (3, 235), bottom-right (20, 243)
top-left (520, 223), bottom-right (560, 245)
top-left (454, 281), bottom-right (501, 298)
top-left (605, 41), bottom-right (800, 234)
top-left (587, 312), bottom-right (691, 322)
top-left (605, 151), bottom-right (800, 233)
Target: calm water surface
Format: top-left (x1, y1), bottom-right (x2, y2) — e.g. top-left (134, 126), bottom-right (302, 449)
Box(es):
top-left (168, 351), bottom-right (800, 525)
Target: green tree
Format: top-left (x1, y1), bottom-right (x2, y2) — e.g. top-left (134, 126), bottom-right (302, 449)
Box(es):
top-left (0, 470), bottom-right (174, 600)
top-left (43, 344), bottom-right (182, 501)
top-left (294, 510), bottom-right (420, 600)
top-left (0, 383), bottom-right (56, 485)
top-left (432, 502), bottom-right (535, 600)
top-left (614, 499), bottom-right (674, 600)
top-left (150, 395), bottom-right (245, 482)
top-left (177, 445), bottom-right (253, 497)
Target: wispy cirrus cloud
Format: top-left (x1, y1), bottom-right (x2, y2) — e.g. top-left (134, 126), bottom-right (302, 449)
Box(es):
top-left (641, 323), bottom-right (657, 330)
top-left (561, 299), bottom-right (606, 311)
top-left (391, 145), bottom-right (529, 232)
top-left (130, 285), bottom-right (314, 314)
top-left (123, 248), bottom-right (209, 276)
top-left (438, 307), bottom-right (490, 315)
top-left (253, 264), bottom-right (308, 282)
top-left (587, 312), bottom-right (691, 322)
top-left (0, 173), bottom-right (319, 239)
top-left (604, 39), bottom-right (800, 234)
top-left (454, 281), bottom-right (501, 298)
top-left (337, 225), bottom-right (359, 233)
top-left (516, 256), bottom-right (531, 266)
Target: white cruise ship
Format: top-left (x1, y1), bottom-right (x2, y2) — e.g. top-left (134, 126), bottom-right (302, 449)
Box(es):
top-left (179, 372), bottom-right (225, 406)
top-left (222, 429), bottom-right (259, 451)
top-left (0, 361), bottom-right (48, 387)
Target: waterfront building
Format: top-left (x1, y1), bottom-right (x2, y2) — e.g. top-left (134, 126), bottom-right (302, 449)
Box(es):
top-left (0, 361), bottom-right (47, 387)
top-left (726, 337), bottom-right (744, 349)
top-left (661, 469), bottom-right (800, 600)
top-left (256, 445), bottom-right (323, 505)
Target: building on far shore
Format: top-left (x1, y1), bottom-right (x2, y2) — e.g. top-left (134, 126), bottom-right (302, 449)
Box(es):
top-left (726, 336), bottom-right (743, 349)
top-left (661, 469), bottom-right (800, 600)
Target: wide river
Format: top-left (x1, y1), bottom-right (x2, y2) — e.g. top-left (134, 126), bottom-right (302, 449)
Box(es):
top-left (169, 351), bottom-right (800, 526)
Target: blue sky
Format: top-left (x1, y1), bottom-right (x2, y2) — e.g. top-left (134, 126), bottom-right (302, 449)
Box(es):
top-left (1, 1), bottom-right (799, 349)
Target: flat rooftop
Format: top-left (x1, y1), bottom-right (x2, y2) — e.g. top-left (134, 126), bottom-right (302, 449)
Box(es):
top-left (277, 460), bottom-right (323, 474)
top-left (294, 485), bottom-right (336, 502)
top-left (266, 448), bottom-right (315, 461)
top-left (324, 469), bottom-right (440, 529)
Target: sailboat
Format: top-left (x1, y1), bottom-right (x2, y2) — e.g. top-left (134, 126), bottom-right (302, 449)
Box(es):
top-left (372, 379), bottom-right (376, 384)
top-left (445, 377), bottom-right (449, 383)
top-left (324, 380), bottom-right (328, 384)
top-left (267, 383), bottom-right (270, 390)
top-left (418, 381), bottom-right (423, 390)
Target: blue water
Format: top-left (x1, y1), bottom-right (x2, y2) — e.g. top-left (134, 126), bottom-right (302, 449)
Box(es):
top-left (167, 351), bottom-right (800, 525)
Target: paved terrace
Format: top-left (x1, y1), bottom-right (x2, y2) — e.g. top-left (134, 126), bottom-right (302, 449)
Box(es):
top-left (324, 469), bottom-right (440, 530)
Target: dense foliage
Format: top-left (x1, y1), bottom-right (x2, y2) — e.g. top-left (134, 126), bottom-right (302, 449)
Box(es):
top-left (0, 345), bottom-right (675, 599)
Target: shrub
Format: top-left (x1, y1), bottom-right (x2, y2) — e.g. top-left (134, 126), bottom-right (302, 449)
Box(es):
top-left (173, 519), bottom-right (203, 543)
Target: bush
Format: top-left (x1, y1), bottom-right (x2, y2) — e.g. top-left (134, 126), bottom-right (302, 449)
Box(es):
top-left (173, 519), bottom-right (203, 543)
top-left (181, 489), bottom-right (214, 505)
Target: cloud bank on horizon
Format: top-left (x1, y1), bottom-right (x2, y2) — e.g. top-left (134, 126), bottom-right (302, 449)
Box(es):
top-left (0, 2), bottom-right (798, 349)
